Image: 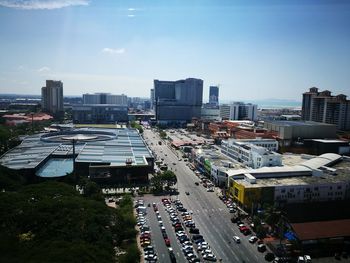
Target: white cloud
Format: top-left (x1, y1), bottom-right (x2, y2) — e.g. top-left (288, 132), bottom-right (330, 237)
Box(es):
top-left (0, 0), bottom-right (89, 10)
top-left (37, 66), bottom-right (51, 73)
top-left (102, 48), bottom-right (125, 55)
top-left (128, 8), bottom-right (135, 11)
top-left (127, 14), bottom-right (135, 17)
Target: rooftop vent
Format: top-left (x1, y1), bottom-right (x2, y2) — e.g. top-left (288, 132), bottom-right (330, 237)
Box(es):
top-left (125, 158), bottom-right (133, 165)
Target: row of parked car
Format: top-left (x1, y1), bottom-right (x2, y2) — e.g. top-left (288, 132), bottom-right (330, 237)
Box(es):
top-left (135, 199), bottom-right (158, 263)
top-left (163, 197), bottom-right (218, 262)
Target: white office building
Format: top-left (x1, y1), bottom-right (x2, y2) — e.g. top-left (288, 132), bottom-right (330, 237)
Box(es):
top-left (201, 106), bottom-right (221, 121)
top-left (220, 102), bottom-right (257, 121)
top-left (83, 93), bottom-right (127, 106)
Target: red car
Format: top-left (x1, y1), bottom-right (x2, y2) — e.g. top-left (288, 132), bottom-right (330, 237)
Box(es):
top-left (140, 233), bottom-right (151, 238)
top-left (164, 238), bottom-right (171, 246)
top-left (239, 226), bottom-right (248, 232)
top-left (162, 198), bottom-right (170, 204)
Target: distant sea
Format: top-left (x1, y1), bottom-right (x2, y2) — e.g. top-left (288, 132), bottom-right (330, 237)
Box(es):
top-left (219, 99), bottom-right (302, 110)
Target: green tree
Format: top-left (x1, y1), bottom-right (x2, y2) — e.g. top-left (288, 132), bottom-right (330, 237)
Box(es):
top-left (162, 170), bottom-right (177, 189)
top-left (150, 175), bottom-right (163, 194)
top-left (256, 224), bottom-right (267, 239)
top-left (264, 205), bottom-right (281, 230)
top-left (159, 130), bottom-right (167, 139)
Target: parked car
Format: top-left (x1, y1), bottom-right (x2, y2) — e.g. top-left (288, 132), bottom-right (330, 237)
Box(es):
top-left (258, 244), bottom-right (267, 252)
top-left (265, 253), bottom-right (275, 262)
top-left (189, 228), bottom-right (200, 234)
top-left (249, 236), bottom-right (258, 243)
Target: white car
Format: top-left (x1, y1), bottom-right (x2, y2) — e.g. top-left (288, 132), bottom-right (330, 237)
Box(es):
top-left (201, 249), bottom-right (212, 256)
top-left (233, 236), bottom-right (241, 243)
top-left (198, 244), bottom-right (209, 251)
top-left (304, 255), bottom-right (312, 263)
top-left (249, 236), bottom-right (258, 243)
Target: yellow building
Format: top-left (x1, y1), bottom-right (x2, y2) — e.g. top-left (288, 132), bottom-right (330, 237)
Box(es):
top-left (229, 176), bottom-right (275, 211)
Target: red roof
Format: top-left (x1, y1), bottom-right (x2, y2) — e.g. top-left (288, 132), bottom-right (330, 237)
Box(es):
top-left (291, 219), bottom-right (350, 241)
top-left (3, 113), bottom-right (53, 122)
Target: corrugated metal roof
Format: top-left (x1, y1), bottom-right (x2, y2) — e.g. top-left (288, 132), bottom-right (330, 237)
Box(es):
top-left (300, 153), bottom-right (341, 170)
top-left (292, 219), bottom-right (350, 240)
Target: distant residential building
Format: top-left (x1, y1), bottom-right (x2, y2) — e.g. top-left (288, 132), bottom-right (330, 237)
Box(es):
top-left (220, 102), bottom-right (257, 121)
top-left (221, 139), bottom-right (281, 169)
top-left (83, 93), bottom-right (127, 105)
top-left (154, 78), bottom-right (203, 125)
top-left (209, 86), bottom-right (219, 106)
top-left (302, 87), bottom-right (350, 130)
top-left (41, 80), bottom-right (64, 115)
top-left (72, 104), bottom-right (128, 124)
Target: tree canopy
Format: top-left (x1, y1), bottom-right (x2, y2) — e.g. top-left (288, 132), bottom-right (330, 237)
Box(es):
top-left (150, 170), bottom-right (177, 193)
top-left (130, 121), bottom-right (143, 134)
top-left (0, 181), bottom-right (116, 263)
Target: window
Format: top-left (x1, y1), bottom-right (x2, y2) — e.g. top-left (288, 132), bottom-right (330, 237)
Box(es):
top-left (234, 187), bottom-right (239, 197)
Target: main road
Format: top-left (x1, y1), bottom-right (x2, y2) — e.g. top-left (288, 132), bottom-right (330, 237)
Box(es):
top-left (143, 129), bottom-right (266, 263)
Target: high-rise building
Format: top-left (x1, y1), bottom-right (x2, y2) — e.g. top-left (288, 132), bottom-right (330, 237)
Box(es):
top-left (302, 87), bottom-right (350, 130)
top-left (83, 93), bottom-right (127, 105)
top-left (154, 78), bottom-right (203, 124)
top-left (72, 104), bottom-right (128, 124)
top-left (219, 102), bottom-right (257, 121)
top-left (209, 86), bottom-right (219, 106)
top-left (73, 93), bottom-right (128, 124)
top-left (201, 104), bottom-right (221, 121)
top-left (41, 80), bottom-right (64, 115)
top-left (150, 89), bottom-right (155, 110)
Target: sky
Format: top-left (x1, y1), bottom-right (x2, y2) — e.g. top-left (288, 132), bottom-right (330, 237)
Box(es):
top-left (0, 0), bottom-right (349, 102)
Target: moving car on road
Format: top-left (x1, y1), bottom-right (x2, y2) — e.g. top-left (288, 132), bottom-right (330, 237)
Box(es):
top-left (233, 236), bottom-right (241, 243)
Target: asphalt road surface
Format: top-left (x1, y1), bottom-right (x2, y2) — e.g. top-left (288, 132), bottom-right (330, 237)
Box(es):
top-left (143, 129), bottom-right (267, 263)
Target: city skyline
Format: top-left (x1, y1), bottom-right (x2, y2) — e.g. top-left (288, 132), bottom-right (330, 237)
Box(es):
top-left (0, 0), bottom-right (350, 101)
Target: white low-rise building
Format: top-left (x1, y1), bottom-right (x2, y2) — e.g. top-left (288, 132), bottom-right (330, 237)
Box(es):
top-left (221, 139), bottom-right (281, 168)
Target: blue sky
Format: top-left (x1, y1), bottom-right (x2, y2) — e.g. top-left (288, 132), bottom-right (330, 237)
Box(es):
top-left (0, 0), bottom-right (349, 102)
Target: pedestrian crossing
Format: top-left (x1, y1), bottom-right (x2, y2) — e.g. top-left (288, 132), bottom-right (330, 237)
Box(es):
top-left (193, 207), bottom-right (224, 214)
